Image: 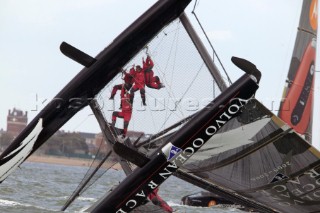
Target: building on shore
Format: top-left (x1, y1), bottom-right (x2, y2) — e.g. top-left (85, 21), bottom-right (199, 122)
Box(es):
top-left (6, 108), bottom-right (28, 138)
top-left (1, 107), bottom-right (149, 160)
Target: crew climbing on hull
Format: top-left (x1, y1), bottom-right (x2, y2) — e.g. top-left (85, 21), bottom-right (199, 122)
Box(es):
top-left (108, 51), bottom-right (169, 212)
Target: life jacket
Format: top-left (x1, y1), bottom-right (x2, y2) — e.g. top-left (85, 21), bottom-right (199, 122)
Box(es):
top-left (123, 68), bottom-right (135, 84)
top-left (121, 93), bottom-right (132, 113)
top-left (134, 69), bottom-right (145, 87)
top-left (143, 56), bottom-right (154, 72)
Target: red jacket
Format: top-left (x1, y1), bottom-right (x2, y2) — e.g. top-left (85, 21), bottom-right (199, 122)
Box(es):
top-left (143, 56), bottom-right (154, 72)
top-left (121, 93), bottom-right (132, 113)
top-left (123, 68), bottom-right (135, 84)
top-left (133, 69), bottom-right (145, 87)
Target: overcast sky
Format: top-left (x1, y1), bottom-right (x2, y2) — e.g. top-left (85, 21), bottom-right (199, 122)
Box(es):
top-left (1, 0), bottom-right (319, 148)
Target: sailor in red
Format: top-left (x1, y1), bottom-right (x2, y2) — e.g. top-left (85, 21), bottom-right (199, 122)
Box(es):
top-left (148, 188), bottom-right (173, 213)
top-left (130, 65), bottom-right (146, 105)
top-left (143, 55), bottom-right (165, 89)
top-left (109, 68), bottom-right (135, 100)
top-left (109, 84), bottom-right (122, 100)
top-left (111, 90), bottom-right (132, 137)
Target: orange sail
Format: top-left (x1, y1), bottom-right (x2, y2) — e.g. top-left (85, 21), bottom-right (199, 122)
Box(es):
top-left (278, 0), bottom-right (317, 141)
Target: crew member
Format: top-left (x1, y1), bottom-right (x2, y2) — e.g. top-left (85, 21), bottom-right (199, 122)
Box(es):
top-left (130, 65), bottom-right (146, 106)
top-left (148, 188), bottom-right (173, 213)
top-left (109, 67), bottom-right (135, 100)
top-left (111, 90), bottom-right (132, 137)
top-left (143, 55), bottom-right (164, 89)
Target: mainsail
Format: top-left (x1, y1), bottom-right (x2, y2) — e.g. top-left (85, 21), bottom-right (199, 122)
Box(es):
top-left (181, 99), bottom-right (320, 213)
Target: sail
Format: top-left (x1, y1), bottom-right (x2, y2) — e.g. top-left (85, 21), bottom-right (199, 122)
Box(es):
top-left (278, 0), bottom-right (317, 142)
top-left (123, 96), bottom-right (320, 213)
top-left (180, 98), bottom-right (320, 213)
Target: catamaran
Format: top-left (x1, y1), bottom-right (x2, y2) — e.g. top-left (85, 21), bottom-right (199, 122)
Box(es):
top-left (0, 0), bottom-right (319, 213)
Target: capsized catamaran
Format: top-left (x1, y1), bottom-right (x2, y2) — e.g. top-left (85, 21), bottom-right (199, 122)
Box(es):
top-left (88, 69), bottom-right (259, 212)
top-left (0, 0), bottom-right (320, 213)
top-left (86, 0), bottom-right (320, 212)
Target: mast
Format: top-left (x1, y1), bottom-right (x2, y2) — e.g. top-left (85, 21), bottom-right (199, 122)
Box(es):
top-left (179, 12), bottom-right (228, 91)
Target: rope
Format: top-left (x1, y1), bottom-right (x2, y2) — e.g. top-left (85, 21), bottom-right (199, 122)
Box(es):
top-left (192, 0), bottom-right (232, 86)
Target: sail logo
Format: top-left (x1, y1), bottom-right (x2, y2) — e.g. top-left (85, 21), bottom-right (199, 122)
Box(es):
top-left (270, 173), bottom-right (289, 183)
top-left (250, 161), bottom-right (291, 181)
top-left (162, 143), bottom-right (182, 161)
top-left (310, 0), bottom-right (318, 30)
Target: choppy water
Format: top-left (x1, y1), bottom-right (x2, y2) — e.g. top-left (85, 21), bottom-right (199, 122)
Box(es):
top-left (0, 162), bottom-right (245, 212)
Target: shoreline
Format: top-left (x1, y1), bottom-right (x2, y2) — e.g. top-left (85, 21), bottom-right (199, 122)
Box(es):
top-left (26, 154), bottom-right (122, 170)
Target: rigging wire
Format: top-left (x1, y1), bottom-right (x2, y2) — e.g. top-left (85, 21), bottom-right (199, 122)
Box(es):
top-left (71, 113), bottom-right (94, 132)
top-left (61, 136), bottom-right (116, 210)
top-left (192, 0), bottom-right (232, 86)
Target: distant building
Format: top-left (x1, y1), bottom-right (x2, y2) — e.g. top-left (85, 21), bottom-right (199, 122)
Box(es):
top-left (79, 132), bottom-right (96, 145)
top-left (79, 132), bottom-right (97, 155)
top-left (94, 132), bottom-right (107, 153)
top-left (6, 108), bottom-right (28, 138)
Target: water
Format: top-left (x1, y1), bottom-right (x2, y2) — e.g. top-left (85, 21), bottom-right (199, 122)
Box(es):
top-left (0, 162), bottom-right (245, 212)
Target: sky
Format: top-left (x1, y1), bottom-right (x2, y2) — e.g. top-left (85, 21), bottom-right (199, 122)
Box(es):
top-left (1, 0), bottom-right (319, 148)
